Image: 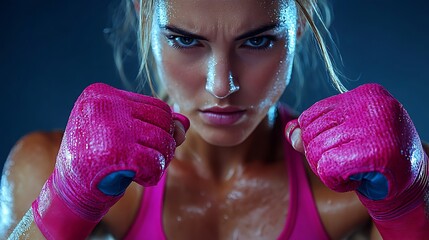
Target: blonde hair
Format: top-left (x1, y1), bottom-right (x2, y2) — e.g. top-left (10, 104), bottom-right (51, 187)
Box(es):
top-left (109, 0), bottom-right (347, 97)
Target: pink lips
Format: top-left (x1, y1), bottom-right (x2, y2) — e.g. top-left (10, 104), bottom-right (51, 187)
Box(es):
top-left (199, 106), bottom-right (246, 126)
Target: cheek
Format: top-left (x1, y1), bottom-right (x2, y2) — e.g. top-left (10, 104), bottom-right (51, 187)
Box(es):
top-left (155, 49), bottom-right (204, 104)
top-left (151, 33), bottom-right (201, 96)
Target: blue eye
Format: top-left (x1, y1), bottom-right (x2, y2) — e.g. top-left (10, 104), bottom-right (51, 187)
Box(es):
top-left (167, 35), bottom-right (200, 49)
top-left (242, 36), bottom-right (276, 50)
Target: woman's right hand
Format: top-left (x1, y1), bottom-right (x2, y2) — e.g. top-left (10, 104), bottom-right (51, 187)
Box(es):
top-left (32, 83), bottom-right (189, 239)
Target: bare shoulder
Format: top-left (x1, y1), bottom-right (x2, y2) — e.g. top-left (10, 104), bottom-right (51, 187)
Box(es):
top-left (0, 131), bottom-right (62, 236)
top-left (8, 130), bottom-right (63, 167)
top-left (3, 130), bottom-right (63, 200)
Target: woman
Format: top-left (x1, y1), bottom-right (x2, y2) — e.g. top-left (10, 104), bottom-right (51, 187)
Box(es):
top-left (2, 0), bottom-right (428, 239)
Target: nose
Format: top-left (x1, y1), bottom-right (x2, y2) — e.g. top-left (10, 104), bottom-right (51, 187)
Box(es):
top-left (205, 56), bottom-right (240, 99)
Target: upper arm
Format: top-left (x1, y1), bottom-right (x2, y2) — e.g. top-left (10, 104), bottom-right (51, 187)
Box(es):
top-left (0, 131), bottom-right (62, 237)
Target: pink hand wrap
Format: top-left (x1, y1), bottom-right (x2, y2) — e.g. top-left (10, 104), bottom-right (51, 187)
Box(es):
top-left (32, 83), bottom-right (189, 239)
top-left (286, 84), bottom-right (429, 239)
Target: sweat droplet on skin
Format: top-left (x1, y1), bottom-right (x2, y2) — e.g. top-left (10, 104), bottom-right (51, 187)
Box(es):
top-left (151, 0), bottom-right (173, 62)
top-left (204, 57), bottom-right (240, 99)
top-left (251, 0), bottom-right (297, 114)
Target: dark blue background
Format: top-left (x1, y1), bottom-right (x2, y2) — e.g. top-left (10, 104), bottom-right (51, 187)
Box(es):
top-left (1, 0), bottom-right (428, 174)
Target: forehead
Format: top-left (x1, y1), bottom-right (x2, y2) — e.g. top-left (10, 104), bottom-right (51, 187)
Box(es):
top-left (156, 0), bottom-right (296, 30)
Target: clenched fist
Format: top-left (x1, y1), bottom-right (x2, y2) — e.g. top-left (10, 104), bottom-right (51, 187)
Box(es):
top-left (32, 83), bottom-right (189, 239)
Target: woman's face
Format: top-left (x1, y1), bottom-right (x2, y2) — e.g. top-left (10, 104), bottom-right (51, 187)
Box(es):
top-left (151, 0), bottom-right (299, 146)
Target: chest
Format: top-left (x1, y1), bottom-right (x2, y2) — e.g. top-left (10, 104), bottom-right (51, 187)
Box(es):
top-left (162, 164), bottom-right (291, 240)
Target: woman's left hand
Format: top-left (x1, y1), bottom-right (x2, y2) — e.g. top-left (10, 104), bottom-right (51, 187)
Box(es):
top-left (285, 83), bottom-right (428, 202)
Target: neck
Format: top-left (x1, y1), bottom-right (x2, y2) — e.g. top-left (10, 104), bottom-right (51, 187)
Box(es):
top-left (174, 113), bottom-right (283, 183)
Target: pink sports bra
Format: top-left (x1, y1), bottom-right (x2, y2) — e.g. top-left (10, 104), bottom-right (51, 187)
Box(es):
top-left (123, 105), bottom-right (330, 239)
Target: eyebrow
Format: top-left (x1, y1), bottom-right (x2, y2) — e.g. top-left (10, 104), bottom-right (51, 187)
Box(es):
top-left (160, 23), bottom-right (279, 41)
top-left (160, 25), bottom-right (209, 41)
top-left (235, 23), bottom-right (279, 40)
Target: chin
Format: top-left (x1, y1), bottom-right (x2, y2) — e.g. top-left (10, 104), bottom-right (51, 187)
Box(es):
top-left (205, 137), bottom-right (245, 147)
top-left (198, 126), bottom-right (254, 147)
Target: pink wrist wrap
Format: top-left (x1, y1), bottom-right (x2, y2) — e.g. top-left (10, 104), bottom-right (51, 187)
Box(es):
top-left (359, 154), bottom-right (429, 239)
top-left (286, 84), bottom-right (429, 239)
top-left (32, 83), bottom-right (189, 240)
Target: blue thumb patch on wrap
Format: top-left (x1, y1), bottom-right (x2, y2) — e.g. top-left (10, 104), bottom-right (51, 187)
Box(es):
top-left (350, 172), bottom-right (388, 200)
top-left (97, 170), bottom-right (135, 196)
